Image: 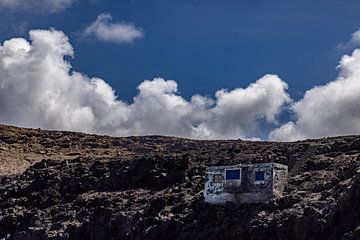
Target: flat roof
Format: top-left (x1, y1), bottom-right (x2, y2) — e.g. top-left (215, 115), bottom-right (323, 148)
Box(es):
top-left (206, 162), bottom-right (287, 171)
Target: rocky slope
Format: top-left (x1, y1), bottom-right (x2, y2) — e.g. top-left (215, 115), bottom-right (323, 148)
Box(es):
top-left (0, 124), bottom-right (359, 240)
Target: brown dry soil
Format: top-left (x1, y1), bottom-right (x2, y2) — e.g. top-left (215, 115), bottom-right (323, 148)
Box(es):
top-left (0, 124), bottom-right (360, 240)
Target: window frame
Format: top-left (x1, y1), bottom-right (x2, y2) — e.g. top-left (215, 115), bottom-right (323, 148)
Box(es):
top-left (225, 168), bottom-right (241, 181)
top-left (255, 171), bottom-right (265, 181)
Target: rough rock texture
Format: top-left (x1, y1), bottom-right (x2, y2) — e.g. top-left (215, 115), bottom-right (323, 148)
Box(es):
top-left (0, 124), bottom-right (360, 239)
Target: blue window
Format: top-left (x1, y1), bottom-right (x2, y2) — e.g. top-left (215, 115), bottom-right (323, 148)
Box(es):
top-left (225, 169), bottom-right (241, 180)
top-left (255, 171), bottom-right (265, 181)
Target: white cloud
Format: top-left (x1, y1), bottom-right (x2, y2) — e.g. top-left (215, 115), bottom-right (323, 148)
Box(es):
top-left (0, 0), bottom-right (77, 13)
top-left (81, 13), bottom-right (144, 44)
top-left (270, 48), bottom-right (360, 141)
top-left (0, 29), bottom-right (290, 140)
top-left (337, 28), bottom-right (360, 50)
top-left (193, 75), bottom-right (291, 139)
top-left (5, 28), bottom-right (360, 142)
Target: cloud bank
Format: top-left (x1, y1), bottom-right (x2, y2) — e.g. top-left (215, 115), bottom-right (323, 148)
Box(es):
top-left (270, 48), bottom-right (360, 141)
top-left (2, 28), bottom-right (360, 141)
top-left (0, 30), bottom-right (290, 138)
top-left (81, 13), bottom-right (144, 44)
top-left (0, 29), bottom-right (289, 140)
top-left (0, 0), bottom-right (77, 13)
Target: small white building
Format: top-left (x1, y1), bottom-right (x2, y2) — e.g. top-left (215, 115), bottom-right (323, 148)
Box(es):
top-left (204, 163), bottom-right (288, 204)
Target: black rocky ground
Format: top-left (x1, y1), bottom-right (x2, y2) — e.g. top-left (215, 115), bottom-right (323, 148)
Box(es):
top-left (0, 125), bottom-right (360, 239)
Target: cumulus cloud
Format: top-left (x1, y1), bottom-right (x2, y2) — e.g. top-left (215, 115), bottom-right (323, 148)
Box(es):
top-left (126, 75), bottom-right (290, 139)
top-left (270, 48), bottom-right (360, 141)
top-left (5, 28), bottom-right (360, 141)
top-left (337, 28), bottom-right (360, 50)
top-left (0, 29), bottom-right (290, 139)
top-left (81, 13), bottom-right (144, 44)
top-left (0, 0), bottom-right (77, 13)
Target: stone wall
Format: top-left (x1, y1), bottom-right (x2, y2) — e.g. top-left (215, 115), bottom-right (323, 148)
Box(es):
top-left (273, 163), bottom-right (288, 197)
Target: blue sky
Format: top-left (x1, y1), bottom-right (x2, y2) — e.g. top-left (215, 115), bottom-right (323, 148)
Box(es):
top-left (1, 0), bottom-right (359, 100)
top-left (1, 0), bottom-right (360, 140)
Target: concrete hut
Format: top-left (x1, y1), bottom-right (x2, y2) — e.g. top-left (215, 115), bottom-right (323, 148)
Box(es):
top-left (204, 163), bottom-right (288, 204)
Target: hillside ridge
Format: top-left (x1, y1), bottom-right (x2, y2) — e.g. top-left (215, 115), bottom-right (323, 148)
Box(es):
top-left (0, 124), bottom-right (359, 239)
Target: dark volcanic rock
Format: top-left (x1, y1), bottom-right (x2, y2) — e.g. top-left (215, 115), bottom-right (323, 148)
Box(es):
top-left (0, 125), bottom-right (360, 239)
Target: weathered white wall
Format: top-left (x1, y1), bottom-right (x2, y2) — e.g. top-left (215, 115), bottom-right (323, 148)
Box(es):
top-left (204, 163), bottom-right (288, 204)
